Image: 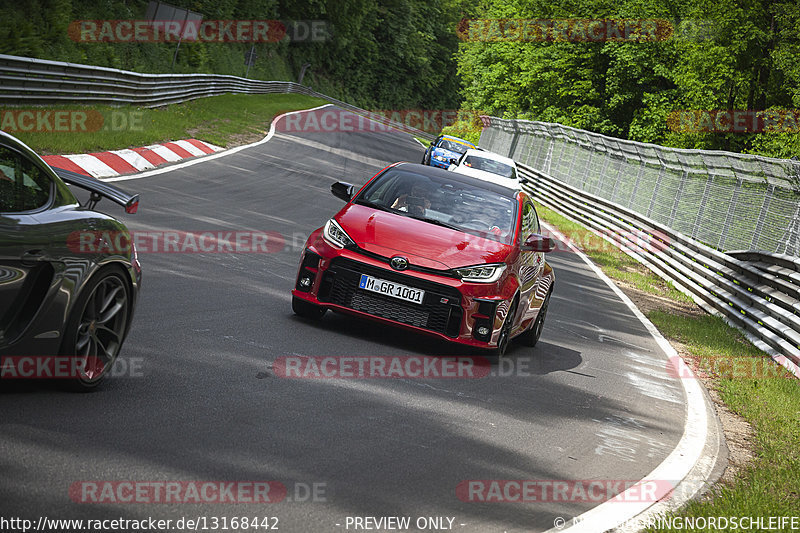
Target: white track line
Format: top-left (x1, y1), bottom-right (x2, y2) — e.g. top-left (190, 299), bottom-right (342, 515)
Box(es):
top-left (104, 104), bottom-right (333, 182)
top-left (540, 221), bottom-right (717, 533)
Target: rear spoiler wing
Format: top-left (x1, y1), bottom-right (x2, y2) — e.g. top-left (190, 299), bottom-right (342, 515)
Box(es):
top-left (52, 168), bottom-right (139, 214)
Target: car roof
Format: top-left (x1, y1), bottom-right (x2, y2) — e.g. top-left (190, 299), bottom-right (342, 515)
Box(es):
top-left (449, 165), bottom-right (522, 190)
top-left (461, 148), bottom-right (517, 166)
top-left (440, 135), bottom-right (476, 148)
top-left (391, 162), bottom-right (519, 197)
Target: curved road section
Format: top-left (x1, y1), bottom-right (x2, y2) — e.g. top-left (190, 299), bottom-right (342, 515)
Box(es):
top-left (0, 106), bottom-right (722, 532)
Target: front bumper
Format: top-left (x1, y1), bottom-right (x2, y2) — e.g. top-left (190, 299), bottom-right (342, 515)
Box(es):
top-left (291, 231), bottom-right (517, 349)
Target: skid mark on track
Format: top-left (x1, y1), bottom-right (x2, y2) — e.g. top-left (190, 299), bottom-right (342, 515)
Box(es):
top-left (274, 133), bottom-right (388, 168)
top-left (592, 415), bottom-right (669, 462)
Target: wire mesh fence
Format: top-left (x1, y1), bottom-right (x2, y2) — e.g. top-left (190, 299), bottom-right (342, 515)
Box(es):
top-left (479, 117), bottom-right (800, 256)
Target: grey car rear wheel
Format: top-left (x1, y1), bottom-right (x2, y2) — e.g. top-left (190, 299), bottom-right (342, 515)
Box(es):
top-left (61, 267), bottom-right (130, 391)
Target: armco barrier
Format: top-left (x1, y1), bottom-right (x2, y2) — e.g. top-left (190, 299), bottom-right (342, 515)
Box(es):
top-left (479, 116), bottom-right (800, 256)
top-left (517, 162), bottom-right (800, 376)
top-left (0, 54), bottom-right (435, 140)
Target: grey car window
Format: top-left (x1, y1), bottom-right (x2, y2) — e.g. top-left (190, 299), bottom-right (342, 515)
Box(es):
top-left (0, 147), bottom-right (51, 213)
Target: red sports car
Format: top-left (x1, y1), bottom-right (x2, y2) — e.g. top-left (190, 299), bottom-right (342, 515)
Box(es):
top-left (291, 162), bottom-right (555, 355)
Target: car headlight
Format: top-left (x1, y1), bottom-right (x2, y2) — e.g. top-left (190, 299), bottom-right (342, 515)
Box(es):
top-left (434, 154), bottom-right (447, 161)
top-left (323, 218), bottom-right (355, 248)
top-left (454, 263), bottom-right (506, 283)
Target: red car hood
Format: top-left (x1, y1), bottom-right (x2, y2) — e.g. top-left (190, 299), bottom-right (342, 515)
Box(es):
top-left (337, 204), bottom-right (512, 270)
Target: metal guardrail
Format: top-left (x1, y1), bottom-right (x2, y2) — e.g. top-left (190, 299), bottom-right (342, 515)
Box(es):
top-left (0, 54), bottom-right (436, 140)
top-left (480, 116), bottom-right (800, 257)
top-left (518, 162), bottom-right (800, 376)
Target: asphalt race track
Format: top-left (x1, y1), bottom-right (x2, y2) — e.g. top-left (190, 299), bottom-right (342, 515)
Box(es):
top-left (0, 107), bottom-right (710, 532)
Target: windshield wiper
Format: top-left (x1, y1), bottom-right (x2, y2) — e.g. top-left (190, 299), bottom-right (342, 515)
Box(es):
top-left (356, 200), bottom-right (463, 231)
top-left (354, 199), bottom-right (394, 213)
top-left (411, 216), bottom-right (462, 232)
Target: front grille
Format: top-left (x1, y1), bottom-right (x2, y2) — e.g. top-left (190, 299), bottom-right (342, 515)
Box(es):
top-left (319, 257), bottom-right (462, 337)
top-left (351, 245), bottom-right (459, 278)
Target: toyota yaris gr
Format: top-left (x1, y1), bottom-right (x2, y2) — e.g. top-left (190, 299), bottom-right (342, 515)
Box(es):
top-left (291, 162), bottom-right (555, 355)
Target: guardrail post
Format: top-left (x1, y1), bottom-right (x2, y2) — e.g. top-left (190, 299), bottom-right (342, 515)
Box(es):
top-left (529, 128), bottom-right (546, 169)
top-left (750, 184), bottom-right (774, 251)
top-left (629, 162), bottom-right (645, 209)
top-left (566, 141), bottom-right (579, 182)
top-left (507, 121), bottom-right (520, 159)
top-left (692, 174), bottom-right (714, 241)
top-left (543, 134), bottom-right (554, 175)
top-left (609, 156), bottom-right (624, 202)
top-left (668, 171), bottom-right (688, 228)
top-left (782, 203), bottom-right (800, 255)
top-left (646, 168), bottom-right (665, 219)
top-left (718, 178), bottom-right (743, 250)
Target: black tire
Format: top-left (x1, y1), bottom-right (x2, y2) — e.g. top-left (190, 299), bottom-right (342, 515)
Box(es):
top-left (292, 296), bottom-right (326, 320)
top-left (517, 291), bottom-right (551, 347)
top-left (422, 149), bottom-right (431, 165)
top-left (60, 266), bottom-right (131, 391)
top-left (493, 299), bottom-right (518, 357)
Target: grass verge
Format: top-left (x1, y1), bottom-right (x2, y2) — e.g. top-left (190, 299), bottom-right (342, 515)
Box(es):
top-left (5, 93), bottom-right (327, 155)
top-left (534, 201), bottom-right (800, 530)
top-left (536, 203), bottom-right (691, 303)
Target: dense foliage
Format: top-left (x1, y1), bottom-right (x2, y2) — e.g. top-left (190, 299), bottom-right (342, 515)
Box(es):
top-left (456, 0), bottom-right (800, 157)
top-left (3, 0), bottom-right (799, 157)
top-left (0, 0), bottom-right (472, 109)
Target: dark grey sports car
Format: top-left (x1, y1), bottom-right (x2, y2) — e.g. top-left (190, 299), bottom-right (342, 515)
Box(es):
top-left (0, 130), bottom-right (141, 390)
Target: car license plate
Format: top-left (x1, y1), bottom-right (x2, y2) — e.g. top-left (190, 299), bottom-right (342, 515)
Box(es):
top-left (358, 274), bottom-right (425, 304)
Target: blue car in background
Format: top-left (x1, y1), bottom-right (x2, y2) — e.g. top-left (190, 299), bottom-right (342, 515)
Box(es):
top-left (421, 135), bottom-right (477, 169)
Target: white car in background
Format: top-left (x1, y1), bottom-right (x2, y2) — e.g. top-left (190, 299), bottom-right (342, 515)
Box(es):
top-left (447, 149), bottom-right (525, 190)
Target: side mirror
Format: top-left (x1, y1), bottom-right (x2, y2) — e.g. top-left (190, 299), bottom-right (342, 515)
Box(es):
top-left (521, 234), bottom-right (556, 253)
top-left (449, 158), bottom-right (458, 165)
top-left (331, 181), bottom-right (355, 202)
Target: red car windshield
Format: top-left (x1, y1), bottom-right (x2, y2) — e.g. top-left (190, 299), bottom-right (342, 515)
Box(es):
top-left (355, 168), bottom-right (518, 244)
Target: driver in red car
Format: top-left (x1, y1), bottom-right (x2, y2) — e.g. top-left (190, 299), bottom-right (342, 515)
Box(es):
top-left (391, 181), bottom-right (433, 216)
